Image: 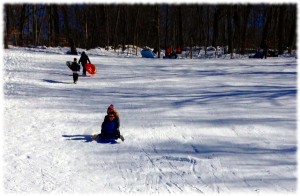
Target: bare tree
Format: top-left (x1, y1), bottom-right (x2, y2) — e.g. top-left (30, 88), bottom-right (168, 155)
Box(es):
top-left (16, 5), bottom-right (26, 46)
top-left (177, 6), bottom-right (183, 50)
top-left (3, 3), bottom-right (297, 55)
top-left (227, 5), bottom-right (233, 57)
top-left (287, 5), bottom-right (296, 53)
top-left (164, 5), bottom-right (169, 50)
top-left (240, 5), bottom-right (251, 55)
top-left (212, 6), bottom-right (221, 48)
top-left (276, 5), bottom-right (285, 54)
top-left (260, 6), bottom-right (273, 48)
top-left (133, 6), bottom-right (140, 55)
top-left (61, 5), bottom-right (77, 54)
top-left (121, 5), bottom-right (128, 52)
top-left (52, 5), bottom-right (60, 46)
top-left (4, 4), bottom-right (10, 48)
top-left (155, 5), bottom-right (161, 58)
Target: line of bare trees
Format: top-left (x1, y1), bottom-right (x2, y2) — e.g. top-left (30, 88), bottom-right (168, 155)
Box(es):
top-left (4, 4), bottom-right (297, 56)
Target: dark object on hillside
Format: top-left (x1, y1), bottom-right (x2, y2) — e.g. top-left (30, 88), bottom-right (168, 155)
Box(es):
top-left (141, 48), bottom-right (156, 58)
top-left (163, 53), bottom-right (178, 59)
top-left (249, 50), bottom-right (278, 58)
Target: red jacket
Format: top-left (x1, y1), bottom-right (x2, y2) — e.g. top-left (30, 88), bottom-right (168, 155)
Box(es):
top-left (165, 48), bottom-right (171, 56)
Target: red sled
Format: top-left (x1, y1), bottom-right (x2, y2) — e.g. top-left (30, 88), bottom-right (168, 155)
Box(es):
top-left (85, 63), bottom-right (97, 75)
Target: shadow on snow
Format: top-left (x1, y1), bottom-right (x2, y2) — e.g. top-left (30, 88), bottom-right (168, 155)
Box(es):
top-left (62, 134), bottom-right (120, 144)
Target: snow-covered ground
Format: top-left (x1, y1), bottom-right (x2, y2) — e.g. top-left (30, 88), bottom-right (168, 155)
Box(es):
top-left (2, 46), bottom-right (297, 194)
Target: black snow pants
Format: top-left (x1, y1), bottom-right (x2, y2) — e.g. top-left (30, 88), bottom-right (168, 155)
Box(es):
top-left (73, 73), bottom-right (79, 83)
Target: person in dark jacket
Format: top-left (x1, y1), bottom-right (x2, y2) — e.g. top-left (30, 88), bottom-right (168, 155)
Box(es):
top-left (70, 58), bottom-right (81, 83)
top-left (92, 111), bottom-right (124, 142)
top-left (165, 47), bottom-right (171, 57)
top-left (78, 51), bottom-right (91, 76)
top-left (261, 41), bottom-right (268, 59)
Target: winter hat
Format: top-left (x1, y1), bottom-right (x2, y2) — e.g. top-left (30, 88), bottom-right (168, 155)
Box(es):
top-left (107, 104), bottom-right (115, 113)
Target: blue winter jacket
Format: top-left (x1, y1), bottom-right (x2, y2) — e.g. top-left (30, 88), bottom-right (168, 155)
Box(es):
top-left (101, 118), bottom-right (120, 138)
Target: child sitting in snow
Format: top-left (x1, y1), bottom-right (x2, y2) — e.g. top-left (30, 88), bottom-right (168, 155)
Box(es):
top-left (105, 104), bottom-right (119, 121)
top-left (93, 105), bottom-right (124, 142)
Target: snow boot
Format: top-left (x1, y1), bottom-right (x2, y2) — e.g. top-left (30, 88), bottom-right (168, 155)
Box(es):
top-left (119, 135), bottom-right (125, 142)
top-left (92, 134), bottom-right (99, 140)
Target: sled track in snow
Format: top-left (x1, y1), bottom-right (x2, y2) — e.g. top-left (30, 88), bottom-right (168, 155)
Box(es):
top-left (3, 49), bottom-right (297, 193)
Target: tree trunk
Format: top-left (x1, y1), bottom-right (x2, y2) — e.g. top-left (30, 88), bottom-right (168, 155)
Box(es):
top-left (17, 5), bottom-right (26, 46)
top-left (62, 6), bottom-right (77, 55)
top-left (260, 7), bottom-right (273, 48)
top-left (227, 6), bottom-right (233, 57)
top-left (133, 7), bottom-right (140, 55)
top-left (205, 6), bottom-right (210, 55)
top-left (190, 36), bottom-right (193, 59)
top-left (240, 5), bottom-right (251, 55)
top-left (197, 6), bottom-right (204, 47)
top-left (84, 13), bottom-right (88, 49)
top-left (156, 5), bottom-right (160, 58)
top-left (122, 6), bottom-right (127, 52)
top-left (52, 5), bottom-right (60, 46)
top-left (212, 7), bottom-right (221, 48)
top-left (104, 5), bottom-right (110, 50)
top-left (287, 8), bottom-right (296, 53)
top-left (47, 6), bottom-right (52, 46)
top-left (36, 7), bottom-right (46, 46)
top-left (113, 6), bottom-right (120, 51)
top-left (178, 6), bottom-right (183, 50)
top-left (33, 5), bottom-right (37, 46)
top-left (164, 5), bottom-right (169, 49)
top-left (277, 5), bottom-right (285, 54)
top-left (233, 5), bottom-right (241, 53)
top-left (4, 5), bottom-right (10, 49)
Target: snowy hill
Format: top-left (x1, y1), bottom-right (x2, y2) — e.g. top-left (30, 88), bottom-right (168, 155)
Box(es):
top-left (3, 46), bottom-right (297, 193)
